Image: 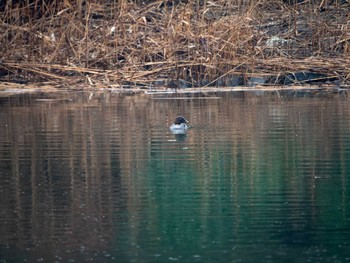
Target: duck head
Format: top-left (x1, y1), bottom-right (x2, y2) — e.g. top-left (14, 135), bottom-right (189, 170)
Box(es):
top-left (173, 116), bottom-right (189, 125)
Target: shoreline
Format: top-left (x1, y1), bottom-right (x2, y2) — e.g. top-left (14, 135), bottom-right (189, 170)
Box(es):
top-left (0, 81), bottom-right (348, 97)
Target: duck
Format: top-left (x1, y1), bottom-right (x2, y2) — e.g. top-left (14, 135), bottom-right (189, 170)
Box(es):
top-left (169, 116), bottom-right (189, 134)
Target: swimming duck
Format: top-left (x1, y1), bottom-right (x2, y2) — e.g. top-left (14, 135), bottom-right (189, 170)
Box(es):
top-left (169, 116), bottom-right (189, 134)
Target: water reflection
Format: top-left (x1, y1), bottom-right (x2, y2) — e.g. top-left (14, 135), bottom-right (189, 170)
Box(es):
top-left (172, 133), bottom-right (188, 141)
top-left (1, 90), bottom-right (350, 262)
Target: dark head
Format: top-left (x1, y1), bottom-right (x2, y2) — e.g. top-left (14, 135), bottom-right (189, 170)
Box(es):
top-left (174, 116), bottom-right (189, 125)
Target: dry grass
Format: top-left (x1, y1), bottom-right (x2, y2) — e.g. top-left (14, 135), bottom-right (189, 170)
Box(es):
top-left (0, 0), bottom-right (349, 88)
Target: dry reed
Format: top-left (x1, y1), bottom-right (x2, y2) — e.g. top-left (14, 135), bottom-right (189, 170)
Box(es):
top-left (0, 0), bottom-right (349, 88)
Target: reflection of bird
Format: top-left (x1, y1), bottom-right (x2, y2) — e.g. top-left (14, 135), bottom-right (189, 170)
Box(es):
top-left (169, 116), bottom-right (189, 134)
top-left (174, 133), bottom-right (187, 141)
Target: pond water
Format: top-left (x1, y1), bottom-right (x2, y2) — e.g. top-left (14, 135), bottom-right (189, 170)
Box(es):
top-left (1, 90), bottom-right (350, 263)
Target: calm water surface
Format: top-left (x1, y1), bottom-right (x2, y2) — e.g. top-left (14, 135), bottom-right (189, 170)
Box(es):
top-left (1, 90), bottom-right (350, 263)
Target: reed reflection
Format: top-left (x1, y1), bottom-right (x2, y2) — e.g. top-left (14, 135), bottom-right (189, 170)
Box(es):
top-left (0, 91), bottom-right (350, 262)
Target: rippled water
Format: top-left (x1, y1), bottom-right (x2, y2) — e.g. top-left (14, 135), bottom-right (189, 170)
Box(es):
top-left (1, 90), bottom-right (350, 263)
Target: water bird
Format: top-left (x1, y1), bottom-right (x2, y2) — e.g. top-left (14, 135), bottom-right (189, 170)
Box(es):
top-left (169, 116), bottom-right (189, 134)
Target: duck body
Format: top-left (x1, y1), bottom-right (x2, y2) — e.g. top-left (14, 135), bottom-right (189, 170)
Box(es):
top-left (169, 116), bottom-right (189, 134)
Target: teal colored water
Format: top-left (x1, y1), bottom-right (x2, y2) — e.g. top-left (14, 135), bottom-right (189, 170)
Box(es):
top-left (1, 90), bottom-right (350, 262)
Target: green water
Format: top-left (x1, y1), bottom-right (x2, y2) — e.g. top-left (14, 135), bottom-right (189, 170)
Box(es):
top-left (1, 90), bottom-right (350, 262)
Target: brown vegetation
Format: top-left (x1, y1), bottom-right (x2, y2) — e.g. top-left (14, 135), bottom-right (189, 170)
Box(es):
top-left (0, 0), bottom-right (349, 89)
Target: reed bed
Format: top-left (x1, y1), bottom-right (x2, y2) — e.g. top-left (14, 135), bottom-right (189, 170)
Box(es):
top-left (0, 0), bottom-right (349, 88)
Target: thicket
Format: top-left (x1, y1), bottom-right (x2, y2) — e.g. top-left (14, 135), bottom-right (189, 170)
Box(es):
top-left (0, 0), bottom-right (349, 88)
